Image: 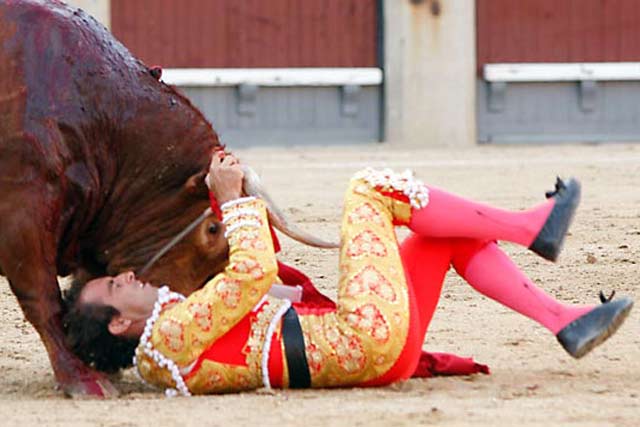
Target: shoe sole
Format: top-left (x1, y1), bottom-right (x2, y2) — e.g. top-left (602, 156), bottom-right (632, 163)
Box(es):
top-left (572, 300), bottom-right (634, 359)
top-left (551, 179), bottom-right (581, 261)
top-left (531, 178), bottom-right (581, 262)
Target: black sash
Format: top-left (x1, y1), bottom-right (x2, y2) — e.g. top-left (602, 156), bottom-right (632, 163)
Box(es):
top-left (281, 307), bottom-right (311, 388)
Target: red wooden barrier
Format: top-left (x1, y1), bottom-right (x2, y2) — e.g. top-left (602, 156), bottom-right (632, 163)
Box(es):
top-left (477, 0), bottom-right (640, 72)
top-left (111, 0), bottom-right (378, 68)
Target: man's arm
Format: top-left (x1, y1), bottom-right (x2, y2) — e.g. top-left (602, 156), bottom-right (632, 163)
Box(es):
top-left (150, 196), bottom-right (278, 366)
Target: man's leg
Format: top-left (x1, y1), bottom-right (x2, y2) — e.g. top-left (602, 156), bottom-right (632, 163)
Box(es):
top-left (351, 169), bottom-right (630, 359)
top-left (354, 169), bottom-right (580, 261)
top-left (451, 240), bottom-right (592, 334)
top-left (296, 176), bottom-right (420, 387)
top-left (396, 236), bottom-right (631, 359)
top-left (450, 239), bottom-right (633, 357)
top-left (410, 185), bottom-right (553, 247)
top-left (398, 234), bottom-right (454, 339)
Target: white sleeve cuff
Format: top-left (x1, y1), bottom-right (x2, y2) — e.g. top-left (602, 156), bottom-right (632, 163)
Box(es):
top-left (220, 196), bottom-right (257, 211)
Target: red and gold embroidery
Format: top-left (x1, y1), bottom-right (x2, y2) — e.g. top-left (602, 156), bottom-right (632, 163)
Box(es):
top-left (158, 318), bottom-right (185, 353)
top-left (231, 229), bottom-right (268, 251)
top-left (304, 331), bottom-right (326, 376)
top-left (352, 167), bottom-right (429, 210)
top-left (215, 278), bottom-right (241, 308)
top-left (345, 265), bottom-right (397, 303)
top-left (346, 230), bottom-right (387, 258)
top-left (186, 360), bottom-right (257, 394)
top-left (188, 302), bottom-right (213, 332)
top-left (244, 295), bottom-right (290, 380)
top-left (346, 304), bottom-right (390, 343)
top-left (294, 175), bottom-right (411, 388)
top-left (231, 257), bottom-right (265, 280)
top-left (327, 330), bottom-right (366, 374)
top-left (348, 202), bottom-right (385, 225)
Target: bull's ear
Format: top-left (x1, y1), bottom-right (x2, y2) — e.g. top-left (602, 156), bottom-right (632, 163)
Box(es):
top-left (184, 171), bottom-right (209, 196)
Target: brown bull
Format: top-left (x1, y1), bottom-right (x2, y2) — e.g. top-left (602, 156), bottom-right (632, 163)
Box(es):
top-left (0, 0), bottom-right (231, 396)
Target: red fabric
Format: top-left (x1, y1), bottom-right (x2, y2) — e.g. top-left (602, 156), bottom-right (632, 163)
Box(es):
top-left (277, 261), bottom-right (335, 308)
top-left (412, 352), bottom-right (490, 378)
top-left (199, 313), bottom-right (253, 366)
top-left (267, 333), bottom-right (284, 388)
top-left (378, 189), bottom-right (412, 226)
top-left (269, 225), bottom-right (281, 253)
top-left (208, 191), bottom-right (222, 220)
top-left (184, 313), bottom-right (254, 383)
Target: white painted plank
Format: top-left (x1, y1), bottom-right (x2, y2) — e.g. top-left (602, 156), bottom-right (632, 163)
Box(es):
top-left (162, 68), bottom-right (383, 87)
top-left (485, 62), bottom-right (640, 82)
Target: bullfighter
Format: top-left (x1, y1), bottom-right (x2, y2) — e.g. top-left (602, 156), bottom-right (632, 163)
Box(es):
top-left (63, 152), bottom-right (633, 396)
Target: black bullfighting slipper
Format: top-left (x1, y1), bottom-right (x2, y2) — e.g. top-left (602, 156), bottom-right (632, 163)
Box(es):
top-left (556, 293), bottom-right (633, 359)
top-left (529, 177), bottom-right (581, 261)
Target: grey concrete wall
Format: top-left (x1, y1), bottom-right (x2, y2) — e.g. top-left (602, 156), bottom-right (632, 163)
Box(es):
top-left (478, 80), bottom-right (640, 143)
top-left (65, 0), bottom-right (110, 29)
top-left (182, 86), bottom-right (381, 146)
top-left (383, 0), bottom-right (476, 146)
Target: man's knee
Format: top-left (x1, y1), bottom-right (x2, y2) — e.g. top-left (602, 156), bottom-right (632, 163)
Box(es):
top-left (450, 238), bottom-right (494, 276)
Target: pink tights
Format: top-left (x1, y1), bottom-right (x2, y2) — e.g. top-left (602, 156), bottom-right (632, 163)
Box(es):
top-left (403, 186), bottom-right (593, 338)
top-left (410, 186), bottom-right (554, 246)
top-left (401, 236), bottom-right (592, 338)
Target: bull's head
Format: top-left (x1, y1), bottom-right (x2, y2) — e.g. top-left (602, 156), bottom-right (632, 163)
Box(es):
top-left (136, 211), bottom-right (230, 296)
top-left (91, 168), bottom-right (228, 296)
top-left (101, 165), bottom-right (339, 296)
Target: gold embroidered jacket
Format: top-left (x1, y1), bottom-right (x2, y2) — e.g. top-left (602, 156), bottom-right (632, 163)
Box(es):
top-left (134, 197), bottom-right (290, 394)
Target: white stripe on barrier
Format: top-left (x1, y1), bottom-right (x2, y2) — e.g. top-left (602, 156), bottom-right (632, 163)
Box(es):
top-left (162, 68), bottom-right (383, 87)
top-left (485, 62), bottom-right (640, 82)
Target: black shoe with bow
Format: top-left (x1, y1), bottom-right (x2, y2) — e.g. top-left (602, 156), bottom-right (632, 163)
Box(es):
top-left (529, 177), bottom-right (581, 261)
top-left (556, 293), bottom-right (633, 359)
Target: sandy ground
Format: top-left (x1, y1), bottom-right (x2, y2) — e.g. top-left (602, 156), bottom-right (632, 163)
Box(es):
top-left (1, 143), bottom-right (639, 426)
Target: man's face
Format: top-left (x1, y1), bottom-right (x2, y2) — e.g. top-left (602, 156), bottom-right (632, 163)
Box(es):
top-left (80, 271), bottom-right (159, 324)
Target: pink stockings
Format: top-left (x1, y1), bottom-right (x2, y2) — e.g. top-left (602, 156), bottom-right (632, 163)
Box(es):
top-left (462, 242), bottom-right (592, 334)
top-left (400, 236), bottom-right (592, 339)
top-left (401, 185), bottom-right (594, 339)
top-left (409, 186), bottom-right (554, 246)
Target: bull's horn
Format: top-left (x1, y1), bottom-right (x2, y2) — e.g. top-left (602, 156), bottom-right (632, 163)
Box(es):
top-left (241, 165), bottom-right (339, 249)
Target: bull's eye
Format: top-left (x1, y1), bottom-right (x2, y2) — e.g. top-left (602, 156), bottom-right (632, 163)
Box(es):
top-left (208, 223), bottom-right (219, 234)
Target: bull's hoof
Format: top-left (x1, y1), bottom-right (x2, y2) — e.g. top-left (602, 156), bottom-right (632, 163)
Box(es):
top-left (60, 373), bottom-right (119, 398)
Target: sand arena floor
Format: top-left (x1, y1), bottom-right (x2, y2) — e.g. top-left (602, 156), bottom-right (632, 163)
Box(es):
top-left (1, 143), bottom-right (639, 426)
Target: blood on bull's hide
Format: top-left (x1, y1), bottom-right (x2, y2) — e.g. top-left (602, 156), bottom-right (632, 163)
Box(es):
top-left (0, 0), bottom-right (230, 396)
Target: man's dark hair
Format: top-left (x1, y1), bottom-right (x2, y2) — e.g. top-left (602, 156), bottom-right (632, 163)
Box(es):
top-left (62, 277), bottom-right (139, 373)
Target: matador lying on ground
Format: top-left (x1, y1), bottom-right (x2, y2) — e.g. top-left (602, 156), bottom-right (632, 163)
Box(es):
top-left (63, 153), bottom-right (633, 396)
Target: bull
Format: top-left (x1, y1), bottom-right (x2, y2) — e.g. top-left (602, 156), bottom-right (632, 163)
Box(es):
top-left (0, 0), bottom-right (337, 397)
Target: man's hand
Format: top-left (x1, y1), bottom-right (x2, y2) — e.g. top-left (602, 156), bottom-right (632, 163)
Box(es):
top-left (205, 152), bottom-right (244, 205)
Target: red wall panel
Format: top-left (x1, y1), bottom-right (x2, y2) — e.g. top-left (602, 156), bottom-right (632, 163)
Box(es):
top-left (477, 0), bottom-right (640, 70)
top-left (111, 0), bottom-right (378, 68)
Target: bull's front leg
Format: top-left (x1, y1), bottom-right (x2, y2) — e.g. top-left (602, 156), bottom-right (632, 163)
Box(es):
top-left (10, 279), bottom-right (119, 397)
top-left (0, 209), bottom-right (118, 398)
